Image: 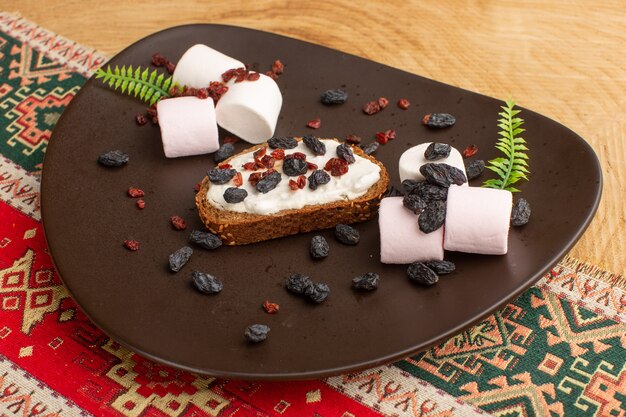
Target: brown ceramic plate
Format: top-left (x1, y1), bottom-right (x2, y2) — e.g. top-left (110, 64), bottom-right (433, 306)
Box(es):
top-left (41, 24), bottom-right (602, 380)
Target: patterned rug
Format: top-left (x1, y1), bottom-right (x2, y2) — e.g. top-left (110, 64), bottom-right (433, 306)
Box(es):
top-left (0, 11), bottom-right (625, 417)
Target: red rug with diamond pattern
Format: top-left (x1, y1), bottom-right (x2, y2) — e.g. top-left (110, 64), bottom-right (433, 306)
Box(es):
top-left (1, 11), bottom-right (625, 417)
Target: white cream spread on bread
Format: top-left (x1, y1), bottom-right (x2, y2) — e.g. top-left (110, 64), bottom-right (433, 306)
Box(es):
top-left (206, 139), bottom-right (381, 215)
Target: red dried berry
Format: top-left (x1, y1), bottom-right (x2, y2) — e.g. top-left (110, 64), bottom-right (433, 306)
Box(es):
top-left (136, 199), bottom-right (145, 209)
top-left (222, 68), bottom-right (237, 83)
top-left (124, 239), bottom-right (140, 251)
top-left (462, 144), bottom-right (479, 158)
top-left (307, 118), bottom-right (321, 129)
top-left (247, 72), bottom-right (260, 81)
top-left (223, 136), bottom-right (239, 144)
top-left (218, 163), bottom-right (232, 169)
top-left (398, 98), bottom-right (411, 109)
top-left (272, 60), bottom-right (284, 75)
top-left (232, 172), bottom-right (243, 187)
top-left (242, 162), bottom-right (258, 171)
top-left (208, 81), bottom-right (229, 102)
top-left (128, 187), bottom-right (144, 198)
top-left (297, 175), bottom-right (306, 189)
top-left (263, 300), bottom-right (280, 314)
top-left (253, 147), bottom-right (267, 160)
top-left (135, 113), bottom-right (147, 126)
top-left (288, 179), bottom-right (299, 190)
top-left (248, 172), bottom-right (263, 186)
top-left (170, 215), bottom-right (187, 230)
top-left (151, 52), bottom-right (167, 67)
top-left (378, 97), bottom-right (389, 109)
top-left (265, 70), bottom-right (277, 80)
top-left (270, 149), bottom-right (285, 160)
top-left (260, 155), bottom-right (275, 169)
top-left (290, 152), bottom-right (307, 160)
top-left (346, 134), bottom-right (362, 144)
top-left (307, 161), bottom-right (318, 170)
top-left (235, 68), bottom-right (247, 83)
top-left (376, 129), bottom-right (396, 145)
top-left (196, 88), bottom-right (209, 99)
top-left (166, 61), bottom-right (175, 74)
top-left (324, 157), bottom-right (349, 176)
top-left (362, 101), bottom-right (381, 115)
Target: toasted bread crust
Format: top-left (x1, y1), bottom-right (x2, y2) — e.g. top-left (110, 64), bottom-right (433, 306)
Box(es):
top-left (195, 139), bottom-right (389, 245)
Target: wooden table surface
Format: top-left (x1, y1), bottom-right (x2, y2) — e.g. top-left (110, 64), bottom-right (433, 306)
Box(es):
top-left (6, 0), bottom-right (625, 275)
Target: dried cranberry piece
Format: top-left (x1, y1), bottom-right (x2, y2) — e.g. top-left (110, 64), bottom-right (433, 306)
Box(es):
top-left (232, 172), bottom-right (243, 187)
top-left (324, 157), bottom-right (349, 176)
top-left (378, 97), bottom-right (389, 109)
top-left (462, 144), bottom-right (479, 158)
top-left (397, 98), bottom-right (411, 109)
top-left (218, 163), bottom-right (232, 169)
top-left (207, 81), bottom-right (228, 102)
top-left (346, 134), bottom-right (361, 144)
top-left (128, 187), bottom-right (144, 198)
top-left (272, 59), bottom-right (284, 75)
top-left (307, 118), bottom-right (321, 129)
top-left (151, 52), bottom-right (167, 67)
top-left (307, 162), bottom-right (318, 170)
top-left (270, 149), bottom-right (285, 160)
top-left (362, 101), bottom-right (381, 115)
top-left (288, 179), bottom-right (299, 190)
top-left (222, 68), bottom-right (237, 83)
top-left (124, 239), bottom-right (140, 251)
top-left (289, 152), bottom-right (307, 160)
top-left (170, 215), bottom-right (187, 230)
top-left (136, 199), bottom-right (146, 209)
top-left (196, 88), bottom-right (209, 99)
top-left (223, 136), bottom-right (239, 144)
top-left (376, 129), bottom-right (396, 145)
top-left (242, 162), bottom-right (258, 171)
top-left (247, 72), bottom-right (260, 81)
top-left (135, 113), bottom-right (147, 126)
top-left (297, 175), bottom-right (306, 189)
top-left (248, 172), bottom-right (263, 186)
top-left (253, 147), bottom-right (267, 160)
top-left (166, 61), bottom-right (175, 74)
top-left (263, 300), bottom-right (279, 314)
top-left (265, 70), bottom-right (277, 80)
top-left (259, 155), bottom-right (275, 169)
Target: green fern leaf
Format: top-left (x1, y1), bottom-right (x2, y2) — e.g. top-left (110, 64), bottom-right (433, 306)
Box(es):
top-left (482, 99), bottom-right (531, 192)
top-left (94, 65), bottom-right (174, 105)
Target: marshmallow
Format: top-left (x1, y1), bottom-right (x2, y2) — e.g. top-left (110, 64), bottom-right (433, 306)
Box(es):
top-left (215, 74), bottom-right (282, 144)
top-left (173, 44), bottom-right (244, 89)
top-left (379, 197), bottom-right (444, 264)
top-left (156, 96), bottom-right (219, 158)
top-left (444, 186), bottom-right (512, 255)
top-left (399, 143), bottom-right (467, 184)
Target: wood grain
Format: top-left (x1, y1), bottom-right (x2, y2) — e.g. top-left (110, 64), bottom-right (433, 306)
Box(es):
top-left (5, 0), bottom-right (625, 274)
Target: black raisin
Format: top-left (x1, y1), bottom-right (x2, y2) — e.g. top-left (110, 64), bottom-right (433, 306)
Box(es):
top-left (403, 194), bottom-right (427, 214)
top-left (268, 136), bottom-right (298, 149)
top-left (407, 262), bottom-right (439, 285)
top-left (511, 198), bottom-right (531, 226)
top-left (207, 168), bottom-right (237, 184)
top-left (189, 230), bottom-right (222, 250)
top-left (418, 201), bottom-right (446, 233)
top-left (285, 273), bottom-right (313, 294)
top-left (169, 246), bottom-right (193, 272)
top-left (335, 224), bottom-right (359, 245)
top-left (98, 150), bottom-right (129, 167)
top-left (352, 272), bottom-right (379, 291)
top-left (310, 235), bottom-right (329, 259)
top-left (402, 179), bottom-right (423, 195)
top-left (305, 282), bottom-right (330, 303)
top-left (256, 171), bottom-right (282, 193)
top-left (223, 187), bottom-right (248, 203)
top-left (214, 143), bottom-right (235, 163)
top-left (424, 260), bottom-right (456, 275)
top-left (360, 142), bottom-right (379, 155)
top-left (308, 169), bottom-right (331, 190)
top-left (419, 163), bottom-right (467, 187)
top-left (244, 324), bottom-right (270, 343)
top-left (303, 135), bottom-right (326, 155)
top-left (424, 143), bottom-right (451, 160)
top-left (320, 88), bottom-right (348, 104)
top-left (192, 271), bottom-right (223, 294)
top-left (385, 185), bottom-right (404, 197)
top-left (465, 159), bottom-right (485, 180)
top-left (336, 144), bottom-right (356, 164)
top-left (283, 157), bottom-right (308, 176)
top-left (423, 113), bottom-right (456, 128)
top-left (417, 183), bottom-right (448, 202)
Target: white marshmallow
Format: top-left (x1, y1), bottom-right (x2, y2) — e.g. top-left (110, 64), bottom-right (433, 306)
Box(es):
top-left (399, 143), bottom-right (467, 184)
top-left (156, 96), bottom-right (219, 158)
top-left (379, 197), bottom-right (444, 264)
top-left (173, 44), bottom-right (244, 88)
top-left (215, 74), bottom-right (282, 144)
top-left (444, 186), bottom-right (512, 255)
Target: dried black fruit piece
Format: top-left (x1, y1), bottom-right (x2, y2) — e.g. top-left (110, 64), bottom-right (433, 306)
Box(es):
top-left (207, 168), bottom-right (237, 184)
top-left (244, 324), bottom-right (270, 343)
top-left (417, 183), bottom-right (448, 202)
top-left (352, 272), bottom-right (379, 291)
top-left (169, 246), bottom-right (193, 272)
top-left (223, 187), bottom-right (248, 203)
top-left (308, 169), bottom-right (331, 190)
top-left (419, 163), bottom-right (467, 188)
top-left (214, 143), bottom-right (235, 163)
top-left (283, 157), bottom-right (308, 176)
top-left (303, 135), bottom-right (326, 155)
top-left (285, 273), bottom-right (313, 294)
top-left (335, 224), bottom-right (359, 245)
top-left (305, 282), bottom-right (330, 303)
top-left (268, 136), bottom-right (298, 149)
top-left (511, 198), bottom-right (531, 226)
top-left (465, 159), bottom-right (485, 180)
top-left (320, 88), bottom-right (348, 104)
top-left (407, 262), bottom-right (439, 285)
top-left (98, 150), bottom-right (129, 167)
top-left (360, 142), bottom-right (379, 155)
top-left (402, 179), bottom-right (423, 195)
top-left (189, 230), bottom-right (222, 250)
top-left (403, 194), bottom-right (427, 214)
top-left (385, 185), bottom-right (404, 197)
top-left (424, 260), bottom-right (456, 275)
top-left (192, 271), bottom-right (223, 294)
top-left (424, 143), bottom-right (451, 160)
top-left (423, 113), bottom-right (456, 128)
top-left (336, 144), bottom-right (356, 164)
top-left (310, 235), bottom-right (329, 259)
top-left (418, 201), bottom-right (446, 233)
top-left (256, 171), bottom-right (282, 193)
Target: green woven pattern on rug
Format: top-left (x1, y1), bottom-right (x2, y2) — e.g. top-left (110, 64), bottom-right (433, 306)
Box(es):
top-left (0, 32), bottom-right (86, 172)
top-left (396, 286), bottom-right (626, 416)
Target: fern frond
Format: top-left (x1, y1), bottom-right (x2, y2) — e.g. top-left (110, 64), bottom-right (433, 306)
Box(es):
top-left (94, 65), bottom-right (175, 106)
top-left (482, 99), bottom-right (531, 192)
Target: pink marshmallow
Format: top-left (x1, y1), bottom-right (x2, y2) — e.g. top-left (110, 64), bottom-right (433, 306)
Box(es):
top-left (379, 197), bottom-right (444, 264)
top-left (444, 186), bottom-right (512, 255)
top-left (156, 96), bottom-right (219, 158)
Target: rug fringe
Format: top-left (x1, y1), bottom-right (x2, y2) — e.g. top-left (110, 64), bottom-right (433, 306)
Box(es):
top-left (559, 255), bottom-right (626, 290)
